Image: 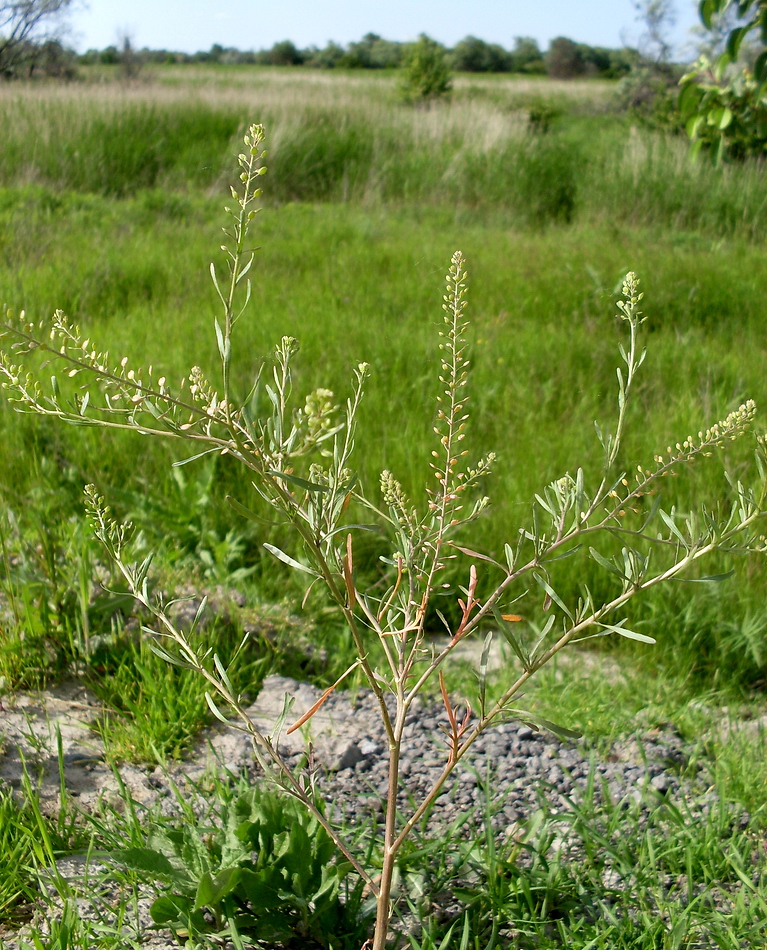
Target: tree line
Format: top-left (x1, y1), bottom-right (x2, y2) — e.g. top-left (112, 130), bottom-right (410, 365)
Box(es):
top-left (1, 31), bottom-right (642, 82)
top-left (81, 34), bottom-right (638, 80)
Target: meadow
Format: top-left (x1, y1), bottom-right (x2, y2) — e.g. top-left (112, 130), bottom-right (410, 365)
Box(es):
top-left (1, 66), bottom-right (767, 948)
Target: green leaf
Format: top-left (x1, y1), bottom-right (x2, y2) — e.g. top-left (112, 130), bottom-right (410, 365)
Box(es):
top-left (194, 867), bottom-right (242, 911)
top-left (534, 493), bottom-right (554, 516)
top-left (263, 543), bottom-right (321, 577)
top-left (267, 470), bottom-right (328, 493)
top-left (146, 642), bottom-right (196, 670)
top-left (477, 631), bottom-right (493, 715)
top-left (686, 114), bottom-right (706, 140)
top-left (718, 106), bottom-right (734, 130)
top-left (172, 447), bottom-right (220, 467)
top-left (678, 81), bottom-right (704, 118)
top-left (214, 317), bottom-right (226, 361)
top-left (493, 608), bottom-right (530, 671)
top-left (659, 508), bottom-right (688, 547)
top-left (116, 847), bottom-right (184, 881)
top-left (509, 710), bottom-right (582, 740)
top-left (726, 24), bottom-right (749, 61)
top-left (589, 546), bottom-right (625, 579)
top-left (324, 523), bottom-right (379, 539)
top-left (599, 620), bottom-right (656, 644)
top-left (226, 493), bottom-right (283, 527)
top-left (675, 570), bottom-right (735, 584)
top-left (701, 0), bottom-right (717, 29)
top-left (532, 572), bottom-right (573, 621)
top-left (150, 895), bottom-right (191, 925)
top-left (205, 691), bottom-right (230, 724)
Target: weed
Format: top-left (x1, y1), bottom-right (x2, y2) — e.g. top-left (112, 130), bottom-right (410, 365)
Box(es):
top-left (117, 782), bottom-right (370, 948)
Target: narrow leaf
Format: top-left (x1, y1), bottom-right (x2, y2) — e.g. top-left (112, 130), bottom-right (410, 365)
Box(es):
top-left (172, 447), bottom-right (220, 467)
top-left (493, 608), bottom-right (530, 671)
top-left (267, 470), bottom-right (327, 493)
top-left (532, 572), bottom-right (573, 620)
top-left (226, 493), bottom-right (283, 527)
top-left (214, 318), bottom-right (226, 361)
top-left (675, 571), bottom-right (735, 584)
top-left (205, 691), bottom-right (230, 724)
top-left (263, 543), bottom-right (320, 577)
top-left (451, 544), bottom-right (505, 571)
top-left (589, 546), bottom-right (625, 578)
top-left (659, 508), bottom-right (688, 547)
top-left (599, 621), bottom-right (655, 644)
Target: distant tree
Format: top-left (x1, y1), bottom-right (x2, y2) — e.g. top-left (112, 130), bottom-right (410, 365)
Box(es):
top-left (0, 0), bottom-right (75, 77)
top-left (98, 44), bottom-right (119, 65)
top-left (117, 30), bottom-right (141, 80)
top-left (452, 35), bottom-right (510, 72)
top-left (305, 41), bottom-right (345, 68)
top-left (634, 0), bottom-right (677, 64)
top-left (546, 37), bottom-right (586, 78)
top-left (400, 34), bottom-right (452, 102)
top-left (341, 33), bottom-right (403, 68)
top-left (509, 36), bottom-right (546, 73)
top-left (268, 40), bottom-right (304, 66)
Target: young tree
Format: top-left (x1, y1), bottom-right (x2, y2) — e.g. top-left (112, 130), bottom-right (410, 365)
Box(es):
top-left (0, 0), bottom-right (75, 77)
top-left (400, 34), bottom-right (452, 102)
top-left (634, 0), bottom-right (677, 64)
top-left (546, 37), bottom-right (585, 78)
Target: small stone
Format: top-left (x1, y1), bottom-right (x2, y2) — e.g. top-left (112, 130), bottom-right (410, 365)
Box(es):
top-left (331, 739), bottom-right (364, 771)
top-left (650, 774), bottom-right (671, 794)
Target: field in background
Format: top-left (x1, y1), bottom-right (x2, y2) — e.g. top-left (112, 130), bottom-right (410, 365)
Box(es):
top-left (1, 67), bottom-right (766, 235)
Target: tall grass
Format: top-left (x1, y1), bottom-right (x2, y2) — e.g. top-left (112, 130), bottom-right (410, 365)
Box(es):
top-left (1, 71), bottom-right (766, 236)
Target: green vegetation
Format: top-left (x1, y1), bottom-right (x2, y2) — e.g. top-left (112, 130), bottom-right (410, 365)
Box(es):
top-left (0, 68), bottom-right (766, 948)
top-left (117, 782), bottom-right (369, 948)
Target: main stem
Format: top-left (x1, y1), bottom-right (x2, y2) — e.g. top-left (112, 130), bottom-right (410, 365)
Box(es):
top-left (372, 694), bottom-right (407, 950)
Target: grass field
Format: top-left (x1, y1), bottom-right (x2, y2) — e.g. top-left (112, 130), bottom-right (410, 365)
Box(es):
top-left (1, 67), bottom-right (766, 948)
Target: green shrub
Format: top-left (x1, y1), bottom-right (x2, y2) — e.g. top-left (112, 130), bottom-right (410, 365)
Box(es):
top-left (400, 34), bottom-right (452, 103)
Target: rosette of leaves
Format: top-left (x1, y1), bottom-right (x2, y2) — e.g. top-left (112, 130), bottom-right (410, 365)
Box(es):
top-left (117, 785), bottom-right (369, 948)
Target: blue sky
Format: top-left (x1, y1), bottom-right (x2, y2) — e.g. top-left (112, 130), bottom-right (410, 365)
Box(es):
top-left (66, 1), bottom-right (702, 54)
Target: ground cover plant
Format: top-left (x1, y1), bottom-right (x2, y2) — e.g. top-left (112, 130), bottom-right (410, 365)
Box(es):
top-left (2, 116), bottom-right (767, 950)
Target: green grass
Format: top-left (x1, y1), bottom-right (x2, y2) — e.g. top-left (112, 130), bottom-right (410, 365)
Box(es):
top-left (1, 71), bottom-right (766, 236)
top-left (2, 191), bottom-right (766, 689)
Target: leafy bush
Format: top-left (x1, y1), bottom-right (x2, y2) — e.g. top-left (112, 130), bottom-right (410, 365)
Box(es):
top-left (680, 58), bottom-right (767, 160)
top-left (400, 34), bottom-right (452, 103)
top-left (678, 0), bottom-right (767, 160)
top-left (546, 37), bottom-right (586, 79)
top-left (452, 36), bottom-right (511, 73)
